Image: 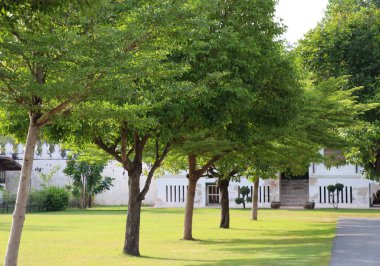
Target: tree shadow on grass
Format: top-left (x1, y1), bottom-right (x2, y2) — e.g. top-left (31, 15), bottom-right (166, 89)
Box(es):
top-left (139, 255), bottom-right (214, 263)
top-left (184, 236), bottom-right (332, 266)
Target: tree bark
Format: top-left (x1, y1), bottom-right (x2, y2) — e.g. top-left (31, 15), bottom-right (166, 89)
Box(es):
top-left (183, 178), bottom-right (197, 240)
top-left (81, 176), bottom-right (87, 209)
top-left (219, 178), bottom-right (230, 228)
top-left (375, 152), bottom-right (380, 176)
top-left (251, 178), bottom-right (259, 221)
top-left (4, 118), bottom-right (39, 266)
top-left (88, 194), bottom-right (92, 208)
top-left (123, 166), bottom-right (142, 256)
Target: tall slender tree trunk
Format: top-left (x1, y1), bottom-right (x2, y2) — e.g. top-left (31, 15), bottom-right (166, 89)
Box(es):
top-left (83, 177), bottom-right (87, 209)
top-left (123, 166), bottom-right (142, 256)
top-left (4, 117), bottom-right (39, 266)
top-left (251, 178), bottom-right (259, 220)
top-left (219, 178), bottom-right (230, 228)
top-left (183, 178), bottom-right (197, 240)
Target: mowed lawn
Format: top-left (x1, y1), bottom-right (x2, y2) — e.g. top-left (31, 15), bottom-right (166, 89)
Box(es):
top-left (1, 207), bottom-right (380, 266)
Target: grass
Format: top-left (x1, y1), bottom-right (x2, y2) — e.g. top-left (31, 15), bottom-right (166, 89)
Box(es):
top-left (1, 207), bottom-right (380, 266)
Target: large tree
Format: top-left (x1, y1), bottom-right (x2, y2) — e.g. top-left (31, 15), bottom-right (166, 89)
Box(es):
top-left (173, 0), bottom-right (305, 240)
top-left (50, 1), bottom-right (205, 256)
top-left (298, 0), bottom-right (380, 179)
top-left (0, 1), bottom-right (123, 264)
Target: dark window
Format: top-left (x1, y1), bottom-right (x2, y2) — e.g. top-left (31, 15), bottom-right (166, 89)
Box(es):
top-left (166, 186), bottom-right (168, 202)
top-left (207, 184), bottom-right (220, 204)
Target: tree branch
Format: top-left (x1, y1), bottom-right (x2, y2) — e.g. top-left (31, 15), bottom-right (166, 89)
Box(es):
top-left (36, 73), bottom-right (104, 126)
top-left (121, 123), bottom-right (127, 164)
top-left (93, 137), bottom-right (133, 171)
top-left (138, 142), bottom-right (171, 200)
top-left (199, 154), bottom-right (223, 176)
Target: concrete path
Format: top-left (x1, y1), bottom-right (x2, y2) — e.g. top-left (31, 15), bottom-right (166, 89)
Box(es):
top-left (330, 218), bottom-right (380, 266)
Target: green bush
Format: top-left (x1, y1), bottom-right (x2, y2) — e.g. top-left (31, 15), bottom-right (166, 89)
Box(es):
top-left (44, 186), bottom-right (69, 211)
top-left (246, 196), bottom-right (252, 203)
top-left (335, 183), bottom-right (344, 192)
top-left (29, 190), bottom-right (46, 207)
top-left (327, 185), bottom-right (336, 193)
top-left (239, 186), bottom-right (250, 196)
top-left (235, 197), bottom-right (244, 204)
top-left (30, 186), bottom-right (69, 211)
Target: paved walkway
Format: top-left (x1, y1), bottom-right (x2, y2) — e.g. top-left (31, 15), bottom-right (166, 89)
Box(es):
top-left (330, 218), bottom-right (380, 266)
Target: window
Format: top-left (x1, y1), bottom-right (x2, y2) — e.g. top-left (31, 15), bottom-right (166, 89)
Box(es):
top-left (207, 184), bottom-right (220, 204)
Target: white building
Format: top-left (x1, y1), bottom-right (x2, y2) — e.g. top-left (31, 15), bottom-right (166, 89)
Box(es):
top-left (1, 142), bottom-right (379, 209)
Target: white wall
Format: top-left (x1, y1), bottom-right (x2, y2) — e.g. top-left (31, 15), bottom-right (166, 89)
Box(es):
top-left (154, 174), bottom-right (279, 208)
top-left (2, 142), bottom-right (156, 205)
top-left (3, 142), bottom-right (380, 209)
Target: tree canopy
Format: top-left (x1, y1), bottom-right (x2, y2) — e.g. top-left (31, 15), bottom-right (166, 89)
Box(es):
top-left (298, 0), bottom-right (380, 179)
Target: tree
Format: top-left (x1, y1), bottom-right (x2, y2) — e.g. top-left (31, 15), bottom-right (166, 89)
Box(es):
top-left (298, 0), bottom-right (380, 179)
top-left (211, 74), bottom-right (367, 224)
top-left (63, 157), bottom-right (113, 208)
top-left (235, 186), bottom-right (251, 209)
top-left (327, 183), bottom-right (345, 208)
top-left (0, 1), bottom-right (119, 264)
top-left (50, 1), bottom-right (205, 256)
top-left (174, 0), bottom-right (305, 240)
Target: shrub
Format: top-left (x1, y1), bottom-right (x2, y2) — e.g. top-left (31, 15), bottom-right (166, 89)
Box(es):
top-left (29, 190), bottom-right (46, 207)
top-left (335, 183), bottom-right (344, 192)
top-left (235, 186), bottom-right (251, 208)
top-left (239, 186), bottom-right (250, 196)
top-left (43, 186), bottom-right (69, 211)
top-left (327, 185), bottom-right (336, 193)
top-left (30, 186), bottom-right (69, 211)
top-left (235, 197), bottom-right (244, 204)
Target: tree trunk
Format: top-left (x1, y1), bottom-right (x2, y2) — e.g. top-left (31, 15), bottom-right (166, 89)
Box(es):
top-left (219, 178), bottom-right (230, 229)
top-left (4, 119), bottom-right (39, 266)
top-left (88, 194), bottom-right (92, 208)
top-left (183, 178), bottom-right (197, 240)
top-left (123, 166), bottom-right (142, 256)
top-left (251, 178), bottom-right (259, 220)
top-left (375, 152), bottom-right (380, 176)
top-left (81, 176), bottom-right (87, 209)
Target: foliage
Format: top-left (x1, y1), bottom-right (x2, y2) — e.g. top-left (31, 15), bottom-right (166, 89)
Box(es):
top-left (43, 186), bottom-right (69, 211)
top-left (335, 183), bottom-right (344, 192)
top-left (327, 185), bottom-right (336, 193)
top-left (63, 157), bottom-right (113, 208)
top-left (235, 186), bottom-right (250, 209)
top-left (38, 165), bottom-right (60, 188)
top-left (298, 0), bottom-right (380, 179)
top-left (327, 183), bottom-right (345, 209)
top-left (29, 186), bottom-right (69, 211)
top-left (0, 0), bottom-right (116, 142)
top-left (234, 198), bottom-right (244, 205)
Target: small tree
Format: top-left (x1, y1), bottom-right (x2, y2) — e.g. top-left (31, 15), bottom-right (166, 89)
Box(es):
top-left (63, 158), bottom-right (113, 208)
top-left (38, 165), bottom-right (60, 189)
top-left (327, 183), bottom-right (344, 209)
top-left (235, 186), bottom-right (250, 209)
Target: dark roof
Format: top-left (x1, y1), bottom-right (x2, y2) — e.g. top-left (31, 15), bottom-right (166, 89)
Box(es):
top-left (0, 156), bottom-right (22, 171)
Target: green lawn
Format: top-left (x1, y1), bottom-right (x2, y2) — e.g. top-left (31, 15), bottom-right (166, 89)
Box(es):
top-left (1, 207), bottom-right (380, 266)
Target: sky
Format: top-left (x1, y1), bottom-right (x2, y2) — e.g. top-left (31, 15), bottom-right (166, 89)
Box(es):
top-left (276, 0), bottom-right (329, 44)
